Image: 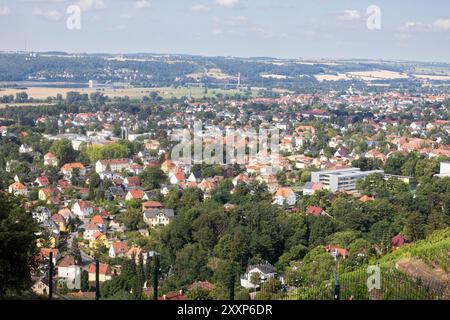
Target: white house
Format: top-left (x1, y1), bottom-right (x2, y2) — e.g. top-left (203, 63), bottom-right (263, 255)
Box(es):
top-left (19, 144), bottom-right (33, 154)
top-left (95, 158), bottom-right (131, 174)
top-left (272, 187), bottom-right (297, 206)
top-left (435, 161), bottom-right (450, 178)
top-left (32, 207), bottom-right (52, 223)
top-left (72, 200), bottom-right (94, 218)
top-left (61, 163), bottom-right (86, 179)
top-left (169, 170), bottom-right (186, 185)
top-left (109, 241), bottom-right (129, 258)
top-left (57, 255), bottom-right (81, 290)
top-left (83, 223), bottom-right (100, 240)
top-left (8, 182), bottom-right (28, 196)
top-left (143, 209), bottom-right (175, 228)
top-left (44, 152), bottom-right (58, 167)
top-left (240, 263), bottom-right (277, 289)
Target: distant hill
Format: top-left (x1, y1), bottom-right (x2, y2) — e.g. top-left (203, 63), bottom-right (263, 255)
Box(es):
top-left (1, 52), bottom-right (449, 90)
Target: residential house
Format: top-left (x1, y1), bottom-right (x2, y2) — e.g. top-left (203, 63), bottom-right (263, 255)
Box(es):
top-left (325, 245), bottom-right (349, 261)
top-left (272, 187), bottom-right (297, 207)
top-left (143, 208), bottom-right (175, 228)
top-left (392, 233), bottom-right (409, 250)
top-left (61, 162), bottom-right (86, 179)
top-left (124, 176), bottom-right (140, 188)
top-left (19, 144), bottom-right (33, 154)
top-left (305, 206), bottom-right (330, 217)
top-left (8, 182), bottom-right (28, 196)
top-left (142, 201), bottom-right (163, 211)
top-left (35, 176), bottom-right (50, 187)
top-left (169, 169), bottom-right (186, 185)
top-left (57, 208), bottom-right (73, 223)
top-left (57, 255), bottom-right (81, 290)
top-left (125, 189), bottom-right (148, 201)
top-left (83, 223), bottom-right (101, 240)
top-left (109, 241), bottom-right (129, 258)
top-left (51, 213), bottom-right (67, 232)
top-left (32, 206), bottom-right (52, 223)
top-left (189, 281), bottom-right (215, 293)
top-left (90, 215), bottom-right (106, 233)
top-left (38, 188), bottom-right (60, 202)
top-left (44, 152), bottom-right (58, 167)
top-left (72, 200), bottom-right (94, 218)
top-left (240, 263), bottom-right (277, 289)
top-left (95, 158), bottom-right (131, 174)
top-left (159, 291), bottom-right (187, 301)
top-left (88, 263), bottom-right (112, 283)
top-left (89, 232), bottom-right (109, 251)
top-left (302, 182), bottom-right (323, 196)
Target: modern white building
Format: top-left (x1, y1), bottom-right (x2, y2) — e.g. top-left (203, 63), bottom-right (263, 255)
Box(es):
top-left (435, 161), bottom-right (450, 178)
top-left (311, 168), bottom-right (384, 192)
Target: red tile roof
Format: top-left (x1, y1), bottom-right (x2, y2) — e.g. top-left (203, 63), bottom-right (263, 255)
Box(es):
top-left (88, 262), bottom-right (111, 275)
top-left (306, 206), bottom-right (324, 217)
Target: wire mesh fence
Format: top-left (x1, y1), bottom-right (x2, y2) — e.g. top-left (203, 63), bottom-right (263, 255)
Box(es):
top-left (254, 266), bottom-right (450, 301)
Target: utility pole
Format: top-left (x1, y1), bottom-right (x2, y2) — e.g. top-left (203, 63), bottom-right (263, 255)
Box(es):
top-left (48, 251), bottom-right (53, 299)
top-left (333, 271), bottom-right (340, 300)
top-left (153, 253), bottom-right (160, 301)
top-left (95, 259), bottom-right (100, 300)
top-left (229, 274), bottom-right (235, 301)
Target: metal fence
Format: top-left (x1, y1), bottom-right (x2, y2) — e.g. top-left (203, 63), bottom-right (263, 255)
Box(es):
top-left (270, 266), bottom-right (449, 301)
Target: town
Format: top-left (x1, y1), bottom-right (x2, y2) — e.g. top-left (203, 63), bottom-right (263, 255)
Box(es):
top-left (0, 63), bottom-right (449, 300)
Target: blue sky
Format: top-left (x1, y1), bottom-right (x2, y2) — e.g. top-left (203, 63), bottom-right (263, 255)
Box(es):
top-left (0, 0), bottom-right (449, 61)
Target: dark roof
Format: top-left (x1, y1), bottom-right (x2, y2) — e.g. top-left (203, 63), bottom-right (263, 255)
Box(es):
top-left (248, 263), bottom-right (276, 275)
top-left (109, 186), bottom-right (125, 197)
top-left (144, 208), bottom-right (175, 219)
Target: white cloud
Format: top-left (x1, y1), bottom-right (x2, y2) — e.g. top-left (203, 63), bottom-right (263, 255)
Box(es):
top-left (0, 6), bottom-right (11, 16)
top-left (399, 19), bottom-right (450, 34)
top-left (337, 10), bottom-right (361, 21)
top-left (433, 19), bottom-right (450, 31)
top-left (400, 21), bottom-right (427, 32)
top-left (76, 0), bottom-right (106, 11)
top-left (134, 0), bottom-right (151, 9)
top-left (216, 0), bottom-right (239, 9)
top-left (32, 8), bottom-right (62, 21)
top-left (191, 4), bottom-right (210, 12)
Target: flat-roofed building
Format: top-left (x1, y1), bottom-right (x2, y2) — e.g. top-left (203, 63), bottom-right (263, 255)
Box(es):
top-left (311, 168), bottom-right (384, 192)
top-left (435, 161), bottom-right (450, 178)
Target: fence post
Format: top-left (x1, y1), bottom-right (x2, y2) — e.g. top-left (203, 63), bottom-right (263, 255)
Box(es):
top-left (153, 253), bottom-right (160, 301)
top-left (333, 271), bottom-right (340, 300)
top-left (95, 259), bottom-right (100, 300)
top-left (48, 251), bottom-right (53, 299)
top-left (229, 274), bottom-right (235, 301)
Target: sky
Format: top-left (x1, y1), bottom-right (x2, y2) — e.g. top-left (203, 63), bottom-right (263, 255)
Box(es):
top-left (0, 0), bottom-right (449, 62)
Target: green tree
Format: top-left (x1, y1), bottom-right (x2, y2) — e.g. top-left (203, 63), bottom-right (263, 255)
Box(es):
top-left (0, 194), bottom-right (38, 297)
top-left (81, 270), bottom-right (89, 292)
top-left (139, 167), bottom-right (167, 190)
top-left (50, 139), bottom-right (77, 165)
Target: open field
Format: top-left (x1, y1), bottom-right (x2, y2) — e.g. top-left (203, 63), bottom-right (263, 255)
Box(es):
top-left (412, 74), bottom-right (450, 81)
top-left (0, 86), bottom-right (259, 100)
top-left (187, 68), bottom-right (236, 81)
top-left (314, 73), bottom-right (350, 82)
top-left (347, 70), bottom-right (409, 80)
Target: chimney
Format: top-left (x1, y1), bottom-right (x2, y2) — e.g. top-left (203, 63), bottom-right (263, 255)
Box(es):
top-left (163, 294), bottom-right (167, 300)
